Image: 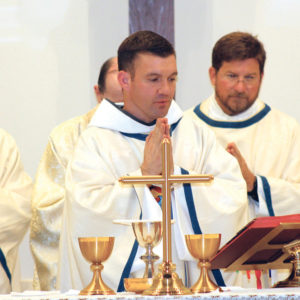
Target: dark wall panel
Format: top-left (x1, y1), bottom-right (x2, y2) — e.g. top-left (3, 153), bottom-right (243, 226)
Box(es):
top-left (129, 0), bottom-right (174, 46)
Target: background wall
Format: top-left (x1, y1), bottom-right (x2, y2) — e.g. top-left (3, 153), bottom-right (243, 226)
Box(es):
top-left (1, 0), bottom-right (299, 289)
top-left (175, 0), bottom-right (300, 114)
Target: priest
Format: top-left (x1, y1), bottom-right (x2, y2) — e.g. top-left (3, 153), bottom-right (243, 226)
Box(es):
top-left (185, 32), bottom-right (300, 288)
top-left (30, 57), bottom-right (123, 290)
top-left (0, 129), bottom-right (32, 293)
top-left (185, 31), bottom-right (300, 220)
top-left (57, 30), bottom-right (249, 293)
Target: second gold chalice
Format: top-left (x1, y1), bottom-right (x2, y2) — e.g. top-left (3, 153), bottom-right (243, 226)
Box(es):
top-left (185, 234), bottom-right (221, 293)
top-left (124, 220), bottom-right (163, 293)
top-left (132, 220), bottom-right (163, 279)
top-left (111, 219), bottom-right (163, 293)
top-left (78, 237), bottom-right (115, 295)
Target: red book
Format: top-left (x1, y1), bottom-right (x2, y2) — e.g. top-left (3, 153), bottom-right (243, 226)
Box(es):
top-left (210, 214), bottom-right (300, 270)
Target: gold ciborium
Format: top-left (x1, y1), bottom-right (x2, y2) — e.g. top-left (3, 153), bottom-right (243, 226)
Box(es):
top-left (78, 237), bottom-right (115, 295)
top-left (274, 239), bottom-right (300, 288)
top-left (185, 234), bottom-right (221, 293)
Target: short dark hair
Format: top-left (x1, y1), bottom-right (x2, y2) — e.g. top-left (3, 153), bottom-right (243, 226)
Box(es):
top-left (212, 32), bottom-right (266, 74)
top-left (97, 57), bottom-right (115, 93)
top-left (118, 30), bottom-right (175, 77)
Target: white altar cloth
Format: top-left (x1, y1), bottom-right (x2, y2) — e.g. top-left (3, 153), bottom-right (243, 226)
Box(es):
top-left (1, 288), bottom-right (300, 300)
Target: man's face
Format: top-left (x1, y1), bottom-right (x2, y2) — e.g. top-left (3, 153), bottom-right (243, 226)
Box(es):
top-left (120, 53), bottom-right (177, 123)
top-left (209, 58), bottom-right (263, 116)
top-left (104, 57), bottom-right (123, 102)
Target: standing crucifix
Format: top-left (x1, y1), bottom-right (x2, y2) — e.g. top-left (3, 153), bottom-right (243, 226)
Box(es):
top-left (119, 138), bottom-right (213, 295)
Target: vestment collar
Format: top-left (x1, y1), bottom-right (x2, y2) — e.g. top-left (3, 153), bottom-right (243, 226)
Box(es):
top-left (204, 94), bottom-right (264, 121)
top-left (193, 94), bottom-right (271, 129)
top-left (89, 98), bottom-right (183, 134)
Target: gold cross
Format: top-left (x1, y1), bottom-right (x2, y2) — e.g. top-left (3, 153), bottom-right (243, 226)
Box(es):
top-left (119, 138), bottom-right (214, 294)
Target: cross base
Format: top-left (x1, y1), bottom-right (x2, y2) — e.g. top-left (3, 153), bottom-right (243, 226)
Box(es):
top-left (142, 262), bottom-right (192, 295)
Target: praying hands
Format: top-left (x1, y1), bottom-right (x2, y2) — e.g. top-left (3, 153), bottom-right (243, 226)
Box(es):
top-left (141, 118), bottom-right (174, 176)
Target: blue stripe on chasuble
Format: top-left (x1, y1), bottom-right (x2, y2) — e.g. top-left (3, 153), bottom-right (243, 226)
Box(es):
top-left (120, 118), bottom-right (181, 141)
top-left (117, 212), bottom-right (142, 292)
top-left (0, 248), bottom-right (11, 283)
top-left (193, 104), bottom-right (271, 129)
top-left (181, 168), bottom-right (225, 287)
top-left (260, 176), bottom-right (275, 216)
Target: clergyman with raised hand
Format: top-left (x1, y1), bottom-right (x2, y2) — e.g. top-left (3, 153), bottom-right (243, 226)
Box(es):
top-left (185, 31), bottom-right (300, 221)
top-left (185, 32), bottom-right (300, 288)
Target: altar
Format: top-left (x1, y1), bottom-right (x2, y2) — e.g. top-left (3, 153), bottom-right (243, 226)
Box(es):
top-left (27, 142), bottom-right (299, 299)
top-left (3, 288), bottom-right (300, 300)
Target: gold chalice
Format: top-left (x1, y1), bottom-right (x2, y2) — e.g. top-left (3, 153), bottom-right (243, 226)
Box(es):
top-left (132, 220), bottom-right (163, 278)
top-left (185, 234), bottom-right (221, 293)
top-left (123, 220), bottom-right (163, 293)
top-left (78, 237), bottom-right (115, 295)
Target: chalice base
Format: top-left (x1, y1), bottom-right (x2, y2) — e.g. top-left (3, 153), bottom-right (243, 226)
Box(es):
top-left (79, 284), bottom-right (115, 295)
top-left (79, 267), bottom-right (115, 295)
top-left (142, 264), bottom-right (192, 295)
top-left (191, 266), bottom-right (219, 293)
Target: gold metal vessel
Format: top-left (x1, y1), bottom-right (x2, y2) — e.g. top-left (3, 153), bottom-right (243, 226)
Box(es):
top-left (132, 220), bottom-right (162, 279)
top-left (124, 278), bottom-right (152, 294)
top-left (185, 234), bottom-right (221, 293)
top-left (78, 237), bottom-right (115, 295)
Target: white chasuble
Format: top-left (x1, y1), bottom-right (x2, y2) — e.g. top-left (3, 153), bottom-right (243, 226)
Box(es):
top-left (185, 95), bottom-right (300, 219)
top-left (30, 106), bottom-right (97, 290)
top-left (57, 100), bottom-right (249, 292)
top-left (0, 129), bottom-right (32, 292)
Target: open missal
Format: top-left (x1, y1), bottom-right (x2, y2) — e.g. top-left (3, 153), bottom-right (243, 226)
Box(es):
top-left (210, 214), bottom-right (300, 271)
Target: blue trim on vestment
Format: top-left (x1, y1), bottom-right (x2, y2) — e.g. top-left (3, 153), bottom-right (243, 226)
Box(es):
top-left (120, 118), bottom-right (181, 141)
top-left (117, 213), bottom-right (142, 292)
top-left (193, 104), bottom-right (271, 129)
top-left (181, 168), bottom-right (225, 286)
top-left (0, 248), bottom-right (11, 283)
top-left (181, 168), bottom-right (201, 234)
top-left (260, 176), bottom-right (275, 216)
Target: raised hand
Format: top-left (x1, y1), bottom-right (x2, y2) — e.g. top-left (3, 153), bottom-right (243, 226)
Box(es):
top-left (226, 142), bottom-right (256, 192)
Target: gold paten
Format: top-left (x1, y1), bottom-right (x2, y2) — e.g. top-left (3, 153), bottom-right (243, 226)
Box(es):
top-left (119, 138), bottom-right (214, 295)
top-left (78, 237), bottom-right (116, 295)
top-left (185, 234), bottom-right (221, 293)
top-left (124, 278), bottom-right (152, 294)
top-left (274, 239), bottom-right (300, 288)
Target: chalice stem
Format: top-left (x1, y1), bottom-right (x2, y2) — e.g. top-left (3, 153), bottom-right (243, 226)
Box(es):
top-left (91, 264), bottom-right (104, 288)
top-left (199, 264), bottom-right (210, 284)
top-left (141, 245), bottom-right (159, 278)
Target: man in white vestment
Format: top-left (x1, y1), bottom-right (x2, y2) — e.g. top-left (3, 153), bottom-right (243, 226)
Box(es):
top-left (30, 57), bottom-right (123, 290)
top-left (0, 129), bottom-right (32, 293)
top-left (57, 30), bottom-right (250, 293)
top-left (185, 32), bottom-right (300, 287)
top-left (185, 31), bottom-right (300, 220)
